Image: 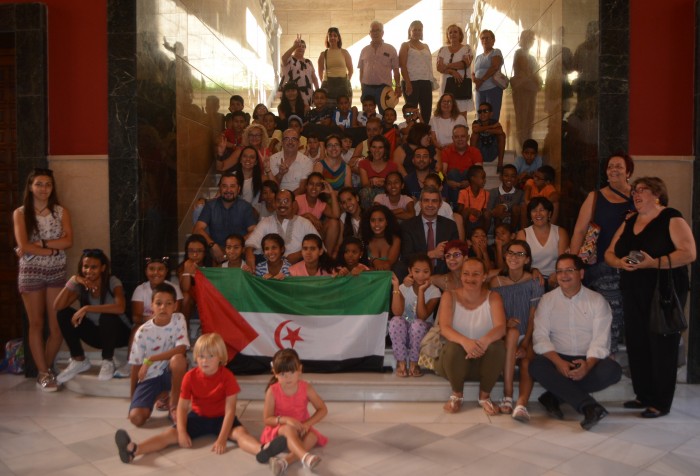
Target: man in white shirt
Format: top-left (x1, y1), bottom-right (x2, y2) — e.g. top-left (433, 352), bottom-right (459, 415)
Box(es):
top-left (269, 129), bottom-right (314, 195)
top-left (531, 254), bottom-right (622, 430)
top-left (357, 20), bottom-right (401, 115)
top-left (244, 189), bottom-right (319, 267)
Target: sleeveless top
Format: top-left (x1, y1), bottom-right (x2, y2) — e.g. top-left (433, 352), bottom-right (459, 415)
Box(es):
top-left (406, 45), bottom-right (433, 81)
top-left (452, 291), bottom-right (493, 339)
top-left (525, 225), bottom-right (560, 277)
top-left (592, 189), bottom-right (633, 263)
top-left (324, 48), bottom-right (347, 78)
top-left (615, 207), bottom-right (689, 296)
top-left (320, 159), bottom-right (348, 191)
top-left (20, 205), bottom-right (67, 267)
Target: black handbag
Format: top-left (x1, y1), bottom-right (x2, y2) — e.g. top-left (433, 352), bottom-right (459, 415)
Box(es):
top-left (442, 49), bottom-right (472, 100)
top-left (445, 76), bottom-right (472, 100)
top-left (649, 255), bottom-right (688, 335)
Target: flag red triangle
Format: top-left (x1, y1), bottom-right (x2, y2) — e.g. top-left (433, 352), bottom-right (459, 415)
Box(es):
top-left (192, 272), bottom-right (259, 362)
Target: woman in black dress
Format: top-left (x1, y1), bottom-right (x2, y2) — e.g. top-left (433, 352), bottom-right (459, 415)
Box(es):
top-left (605, 177), bottom-right (696, 418)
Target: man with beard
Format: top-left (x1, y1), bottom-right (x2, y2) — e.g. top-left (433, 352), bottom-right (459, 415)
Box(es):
top-left (269, 129), bottom-right (314, 195)
top-left (404, 146), bottom-right (433, 199)
top-left (244, 189), bottom-right (320, 268)
top-left (194, 171), bottom-right (257, 263)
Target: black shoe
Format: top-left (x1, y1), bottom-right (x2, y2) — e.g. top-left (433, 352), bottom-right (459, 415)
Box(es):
top-left (640, 408), bottom-right (669, 419)
top-left (580, 403), bottom-right (608, 430)
top-left (256, 435), bottom-right (288, 463)
top-left (538, 392), bottom-right (564, 420)
top-left (623, 399), bottom-right (645, 409)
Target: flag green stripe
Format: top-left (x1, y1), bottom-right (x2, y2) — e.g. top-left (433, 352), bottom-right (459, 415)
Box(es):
top-left (200, 268), bottom-right (391, 315)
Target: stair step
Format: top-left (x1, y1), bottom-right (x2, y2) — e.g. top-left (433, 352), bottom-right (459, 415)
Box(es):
top-left (59, 347), bottom-right (634, 403)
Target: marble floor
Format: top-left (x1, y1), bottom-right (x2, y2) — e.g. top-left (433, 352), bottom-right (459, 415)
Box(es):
top-left (1, 374), bottom-right (700, 476)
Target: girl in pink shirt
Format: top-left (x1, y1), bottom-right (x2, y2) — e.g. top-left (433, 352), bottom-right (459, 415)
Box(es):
top-left (288, 235), bottom-right (334, 276)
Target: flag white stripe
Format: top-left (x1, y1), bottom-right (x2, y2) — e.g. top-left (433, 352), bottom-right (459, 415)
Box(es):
top-left (240, 312), bottom-right (388, 360)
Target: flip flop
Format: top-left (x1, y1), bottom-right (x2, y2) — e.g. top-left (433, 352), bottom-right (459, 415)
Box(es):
top-left (409, 365), bottom-right (423, 377)
top-left (115, 429), bottom-right (136, 463)
top-left (256, 436), bottom-right (288, 463)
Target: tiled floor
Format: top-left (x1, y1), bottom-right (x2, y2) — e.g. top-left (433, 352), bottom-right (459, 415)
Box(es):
top-left (1, 374), bottom-right (700, 475)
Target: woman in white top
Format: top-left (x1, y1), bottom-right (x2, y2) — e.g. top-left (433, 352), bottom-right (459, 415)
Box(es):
top-left (472, 29), bottom-right (505, 120)
top-left (436, 24), bottom-right (474, 116)
top-left (429, 93), bottom-right (468, 149)
top-left (435, 258), bottom-right (506, 415)
top-left (399, 21), bottom-right (434, 124)
top-left (516, 197), bottom-right (570, 289)
top-left (317, 27), bottom-right (354, 107)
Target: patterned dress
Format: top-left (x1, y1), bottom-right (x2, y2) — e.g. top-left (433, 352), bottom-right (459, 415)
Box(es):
top-left (18, 205), bottom-right (67, 293)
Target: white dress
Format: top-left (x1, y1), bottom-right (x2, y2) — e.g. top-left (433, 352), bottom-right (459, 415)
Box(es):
top-left (437, 45), bottom-right (474, 113)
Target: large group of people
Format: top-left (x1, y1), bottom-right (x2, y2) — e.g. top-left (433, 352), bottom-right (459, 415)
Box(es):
top-left (11, 19), bottom-right (697, 474)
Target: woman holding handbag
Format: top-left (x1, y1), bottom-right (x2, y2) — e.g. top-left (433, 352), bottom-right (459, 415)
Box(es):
top-left (317, 27), bottom-right (353, 107)
top-left (570, 152), bottom-right (634, 354)
top-left (605, 177), bottom-right (696, 418)
top-left (436, 24), bottom-right (474, 117)
top-left (472, 29), bottom-right (505, 120)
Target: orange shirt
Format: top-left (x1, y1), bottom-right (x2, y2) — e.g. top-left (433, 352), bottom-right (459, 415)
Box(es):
top-left (457, 188), bottom-right (489, 222)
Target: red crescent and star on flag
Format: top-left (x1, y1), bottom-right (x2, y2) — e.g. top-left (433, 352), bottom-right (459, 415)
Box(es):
top-left (273, 319), bottom-right (305, 349)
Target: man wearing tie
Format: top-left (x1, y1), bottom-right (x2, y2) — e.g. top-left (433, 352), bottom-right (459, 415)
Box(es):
top-left (399, 186), bottom-right (459, 277)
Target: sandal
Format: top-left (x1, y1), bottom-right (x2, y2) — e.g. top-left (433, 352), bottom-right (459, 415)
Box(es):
top-left (115, 429), bottom-right (137, 463)
top-left (409, 364), bottom-right (423, 378)
top-left (302, 452), bottom-right (321, 470)
top-left (269, 456), bottom-right (288, 476)
top-left (395, 362), bottom-right (408, 378)
top-left (478, 397), bottom-right (500, 416)
top-left (256, 435), bottom-right (288, 463)
top-left (443, 393), bottom-right (463, 413)
top-left (512, 405), bottom-right (530, 423)
top-left (499, 396), bottom-right (513, 414)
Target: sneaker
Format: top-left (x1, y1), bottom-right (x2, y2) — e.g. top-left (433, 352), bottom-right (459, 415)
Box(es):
top-left (98, 360), bottom-right (116, 381)
top-left (36, 371), bottom-right (58, 392)
top-left (113, 362), bottom-right (131, 378)
top-left (56, 358), bottom-right (91, 384)
top-left (269, 456), bottom-right (288, 476)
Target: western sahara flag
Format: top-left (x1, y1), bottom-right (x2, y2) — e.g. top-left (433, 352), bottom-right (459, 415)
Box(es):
top-left (196, 268), bottom-right (391, 374)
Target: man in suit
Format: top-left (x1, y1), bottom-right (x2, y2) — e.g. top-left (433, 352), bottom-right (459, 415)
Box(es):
top-left (399, 186), bottom-right (459, 277)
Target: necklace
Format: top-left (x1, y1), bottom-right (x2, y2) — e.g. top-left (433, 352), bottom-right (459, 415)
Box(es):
top-left (34, 206), bottom-right (47, 214)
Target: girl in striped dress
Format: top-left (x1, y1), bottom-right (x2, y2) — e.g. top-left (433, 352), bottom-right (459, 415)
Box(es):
top-left (489, 239), bottom-right (543, 422)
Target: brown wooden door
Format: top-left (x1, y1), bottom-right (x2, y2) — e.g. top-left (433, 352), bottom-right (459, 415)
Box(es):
top-left (0, 45), bottom-right (22, 347)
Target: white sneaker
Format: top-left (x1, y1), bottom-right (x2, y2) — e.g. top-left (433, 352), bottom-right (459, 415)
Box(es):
top-left (56, 358), bottom-right (91, 384)
top-left (98, 360), bottom-right (116, 381)
top-left (113, 362), bottom-right (131, 378)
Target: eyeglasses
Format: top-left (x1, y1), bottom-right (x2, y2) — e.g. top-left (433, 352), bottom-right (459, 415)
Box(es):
top-left (506, 250), bottom-right (527, 258)
top-left (555, 267), bottom-right (578, 275)
top-left (444, 252), bottom-right (463, 259)
top-left (477, 109), bottom-right (490, 114)
top-left (282, 137), bottom-right (299, 143)
top-left (276, 198), bottom-right (291, 205)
